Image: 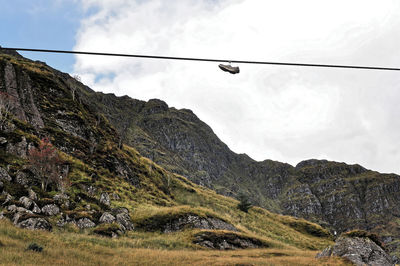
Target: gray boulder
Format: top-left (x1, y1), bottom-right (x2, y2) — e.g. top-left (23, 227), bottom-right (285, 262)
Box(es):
top-left (18, 218), bottom-right (52, 231)
top-left (316, 236), bottom-right (394, 266)
top-left (76, 218), bottom-right (96, 229)
top-left (115, 212), bottom-right (134, 231)
top-left (53, 193), bottom-right (70, 208)
top-left (15, 171), bottom-right (29, 186)
top-left (7, 204), bottom-right (18, 213)
top-left (99, 212), bottom-right (116, 224)
top-left (28, 188), bottom-right (37, 201)
top-left (1, 192), bottom-right (12, 205)
top-left (19, 196), bottom-right (33, 209)
top-left (0, 137), bottom-right (7, 144)
top-left (31, 202), bottom-right (41, 214)
top-left (0, 167), bottom-right (11, 182)
top-left (18, 196), bottom-right (40, 214)
top-left (193, 231), bottom-right (267, 250)
top-left (99, 192), bottom-right (110, 206)
top-left (41, 204), bottom-right (60, 216)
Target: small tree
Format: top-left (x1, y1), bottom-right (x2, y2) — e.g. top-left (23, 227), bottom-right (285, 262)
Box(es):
top-left (28, 138), bottom-right (67, 192)
top-left (0, 91), bottom-right (15, 130)
top-left (237, 193), bottom-right (252, 213)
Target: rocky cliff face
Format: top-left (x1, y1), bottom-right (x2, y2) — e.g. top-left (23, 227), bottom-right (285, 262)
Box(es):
top-left (1, 49), bottom-right (400, 256)
top-left (76, 68), bottom-right (400, 254)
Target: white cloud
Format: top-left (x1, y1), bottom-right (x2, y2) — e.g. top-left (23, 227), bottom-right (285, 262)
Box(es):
top-left (74, 0), bottom-right (400, 174)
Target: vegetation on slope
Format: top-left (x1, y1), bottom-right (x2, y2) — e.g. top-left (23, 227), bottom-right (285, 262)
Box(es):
top-left (0, 50), bottom-right (339, 264)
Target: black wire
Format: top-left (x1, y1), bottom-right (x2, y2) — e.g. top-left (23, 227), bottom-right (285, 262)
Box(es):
top-left (2, 47), bottom-right (400, 72)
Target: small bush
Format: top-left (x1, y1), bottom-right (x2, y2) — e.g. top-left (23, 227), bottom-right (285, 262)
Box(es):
top-left (237, 193), bottom-right (252, 213)
top-left (27, 243), bottom-right (43, 252)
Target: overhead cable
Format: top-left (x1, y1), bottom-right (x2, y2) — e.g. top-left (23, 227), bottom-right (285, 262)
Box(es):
top-left (2, 47), bottom-right (400, 72)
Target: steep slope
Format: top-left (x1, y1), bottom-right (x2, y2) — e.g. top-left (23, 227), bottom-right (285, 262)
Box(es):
top-left (72, 59), bottom-right (400, 255)
top-left (0, 48), bottom-right (334, 261)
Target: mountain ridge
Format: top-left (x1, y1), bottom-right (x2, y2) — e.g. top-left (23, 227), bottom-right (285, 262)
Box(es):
top-left (1, 48), bottom-right (400, 259)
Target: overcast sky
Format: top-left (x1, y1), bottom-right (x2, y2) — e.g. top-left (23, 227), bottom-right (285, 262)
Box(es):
top-left (2, 0), bottom-right (400, 174)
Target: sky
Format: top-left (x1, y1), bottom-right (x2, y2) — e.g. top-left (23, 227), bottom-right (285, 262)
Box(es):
top-left (1, 0), bottom-right (400, 174)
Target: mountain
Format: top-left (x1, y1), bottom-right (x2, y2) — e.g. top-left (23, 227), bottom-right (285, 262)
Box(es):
top-left (0, 49), bottom-right (345, 264)
top-left (0, 48), bottom-right (399, 262)
top-left (73, 57), bottom-right (400, 255)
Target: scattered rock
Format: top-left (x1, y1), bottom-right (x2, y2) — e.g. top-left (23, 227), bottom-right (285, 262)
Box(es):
top-left (99, 212), bottom-right (116, 224)
top-left (15, 171), bottom-right (29, 186)
top-left (86, 185), bottom-right (97, 196)
top-left (19, 196), bottom-right (33, 209)
top-left (31, 202), bottom-right (41, 214)
top-left (0, 181), bottom-right (3, 191)
top-left (6, 136), bottom-right (28, 159)
top-left (193, 231), bottom-right (268, 250)
top-left (76, 218), bottom-right (95, 229)
top-left (0, 211), bottom-right (4, 220)
top-left (7, 205), bottom-right (17, 213)
top-left (2, 192), bottom-right (13, 205)
top-left (115, 212), bottom-right (134, 231)
top-left (0, 137), bottom-right (7, 145)
top-left (18, 218), bottom-right (52, 231)
top-left (28, 189), bottom-right (37, 201)
top-left (53, 193), bottom-right (69, 208)
top-left (41, 204), bottom-right (60, 216)
top-left (112, 193), bottom-right (120, 200)
top-left (0, 167), bottom-right (11, 182)
top-left (53, 193), bottom-right (69, 203)
top-left (99, 192), bottom-right (110, 206)
top-left (316, 236), bottom-right (394, 266)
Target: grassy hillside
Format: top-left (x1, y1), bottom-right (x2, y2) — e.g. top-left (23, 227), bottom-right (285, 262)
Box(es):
top-left (0, 220), bottom-right (349, 266)
top-left (0, 50), bottom-right (344, 265)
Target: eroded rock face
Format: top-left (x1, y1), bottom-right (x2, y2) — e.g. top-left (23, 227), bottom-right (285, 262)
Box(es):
top-left (316, 236), bottom-right (394, 266)
top-left (193, 231), bottom-right (267, 250)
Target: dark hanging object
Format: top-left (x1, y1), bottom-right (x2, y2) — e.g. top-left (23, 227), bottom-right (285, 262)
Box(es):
top-left (219, 63), bottom-right (240, 74)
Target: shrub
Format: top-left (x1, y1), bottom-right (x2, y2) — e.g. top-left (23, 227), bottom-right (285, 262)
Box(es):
top-left (237, 193), bottom-right (252, 213)
top-left (28, 138), bottom-right (69, 192)
top-left (27, 243), bottom-right (43, 252)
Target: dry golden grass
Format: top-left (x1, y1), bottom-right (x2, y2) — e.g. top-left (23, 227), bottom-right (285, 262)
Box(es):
top-left (0, 220), bottom-right (350, 266)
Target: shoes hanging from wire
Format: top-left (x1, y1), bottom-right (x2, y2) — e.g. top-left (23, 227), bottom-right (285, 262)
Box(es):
top-left (218, 63), bottom-right (240, 74)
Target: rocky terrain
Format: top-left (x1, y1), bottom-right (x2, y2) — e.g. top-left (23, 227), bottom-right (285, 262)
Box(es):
top-left (73, 65), bottom-right (400, 255)
top-left (0, 47), bottom-right (399, 263)
top-left (317, 230), bottom-right (395, 265)
top-left (0, 48), bottom-right (334, 259)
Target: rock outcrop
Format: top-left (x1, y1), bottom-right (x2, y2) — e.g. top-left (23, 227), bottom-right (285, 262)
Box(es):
top-left (193, 231), bottom-right (268, 250)
top-left (317, 236), bottom-right (394, 266)
top-left (138, 213), bottom-right (237, 233)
